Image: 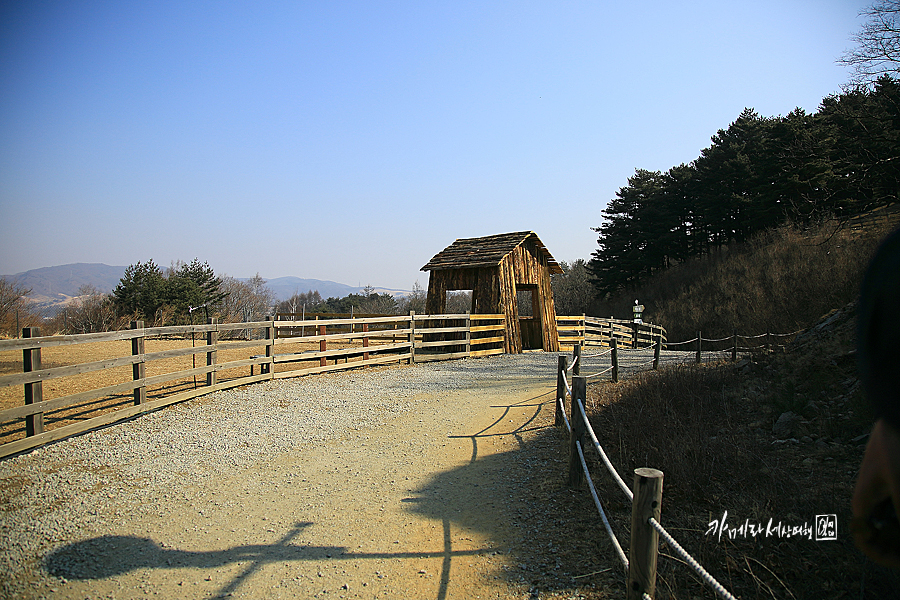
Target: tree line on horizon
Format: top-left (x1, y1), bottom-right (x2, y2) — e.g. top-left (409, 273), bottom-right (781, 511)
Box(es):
top-left (0, 258), bottom-right (436, 336)
top-left (588, 76), bottom-right (900, 298)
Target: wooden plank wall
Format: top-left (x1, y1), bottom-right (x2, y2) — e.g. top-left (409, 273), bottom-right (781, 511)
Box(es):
top-left (503, 241), bottom-right (559, 352)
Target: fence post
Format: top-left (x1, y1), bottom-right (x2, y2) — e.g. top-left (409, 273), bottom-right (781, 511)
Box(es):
top-left (632, 321), bottom-right (638, 348)
top-left (409, 311), bottom-right (416, 364)
top-left (653, 336), bottom-right (661, 370)
top-left (573, 342), bottom-right (581, 376)
top-left (22, 327), bottom-right (43, 437)
top-left (695, 331), bottom-right (702, 364)
top-left (264, 315), bottom-right (274, 375)
top-left (319, 323), bottom-right (327, 367)
top-left (556, 355), bottom-right (569, 427)
top-left (207, 317), bottom-right (218, 387)
top-left (465, 311), bottom-right (471, 355)
top-left (130, 321), bottom-right (146, 405)
top-left (567, 376), bottom-right (587, 488)
top-left (627, 468), bottom-right (664, 600)
top-left (611, 338), bottom-right (619, 383)
top-left (363, 322), bottom-right (370, 361)
top-left (731, 330), bottom-right (738, 362)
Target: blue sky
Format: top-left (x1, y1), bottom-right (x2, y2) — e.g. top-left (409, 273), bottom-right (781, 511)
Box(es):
top-left (0, 1), bottom-right (867, 290)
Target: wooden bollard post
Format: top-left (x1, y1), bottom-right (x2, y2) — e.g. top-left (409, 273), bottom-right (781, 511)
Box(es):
top-left (206, 317), bottom-right (218, 387)
top-left (652, 336), bottom-right (661, 370)
top-left (264, 315), bottom-right (274, 375)
top-left (410, 312), bottom-right (418, 364)
top-left (695, 331), bottom-right (702, 364)
top-left (632, 321), bottom-right (638, 349)
top-left (130, 321), bottom-right (146, 405)
top-left (731, 330), bottom-right (738, 362)
top-left (627, 468), bottom-right (664, 600)
top-left (567, 376), bottom-right (587, 488)
top-left (573, 342), bottom-right (581, 376)
top-left (363, 322), bottom-right (370, 361)
top-left (319, 323), bottom-right (327, 367)
top-left (22, 327), bottom-right (43, 437)
top-left (556, 355), bottom-right (568, 427)
top-left (611, 338), bottom-right (619, 383)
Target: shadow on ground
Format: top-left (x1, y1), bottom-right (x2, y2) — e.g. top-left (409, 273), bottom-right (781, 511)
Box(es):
top-left (45, 393), bottom-right (622, 599)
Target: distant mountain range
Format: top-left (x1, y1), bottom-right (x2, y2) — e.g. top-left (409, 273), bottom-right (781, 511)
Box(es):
top-left (3, 263), bottom-right (409, 310)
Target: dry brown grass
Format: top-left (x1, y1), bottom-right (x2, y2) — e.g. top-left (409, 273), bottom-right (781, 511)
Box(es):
top-left (600, 218), bottom-right (899, 342)
top-left (0, 335), bottom-right (398, 446)
top-left (580, 331), bottom-right (900, 598)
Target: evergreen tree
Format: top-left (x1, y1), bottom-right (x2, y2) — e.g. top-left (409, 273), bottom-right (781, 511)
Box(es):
top-left (112, 260), bottom-right (166, 321)
top-left (166, 259), bottom-right (227, 319)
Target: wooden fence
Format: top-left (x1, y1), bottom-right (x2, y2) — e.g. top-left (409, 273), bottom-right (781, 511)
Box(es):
top-left (556, 315), bottom-right (668, 351)
top-left (0, 312), bottom-right (505, 459)
top-left (556, 350), bottom-right (737, 600)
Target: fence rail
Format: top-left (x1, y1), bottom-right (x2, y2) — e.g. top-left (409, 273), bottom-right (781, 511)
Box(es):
top-left (556, 315), bottom-right (668, 350)
top-left (0, 312), bottom-right (506, 459)
top-left (555, 347), bottom-right (738, 600)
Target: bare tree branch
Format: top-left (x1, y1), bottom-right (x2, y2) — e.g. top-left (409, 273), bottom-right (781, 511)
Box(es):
top-left (840, 0), bottom-right (900, 85)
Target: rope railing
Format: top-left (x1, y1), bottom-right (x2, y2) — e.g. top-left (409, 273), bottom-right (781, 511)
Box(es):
top-left (556, 349), bottom-right (740, 600)
top-left (648, 518), bottom-right (738, 600)
top-left (577, 399), bottom-right (632, 501)
top-left (558, 397), bottom-right (571, 433)
top-left (772, 329), bottom-right (804, 337)
top-left (561, 372), bottom-right (572, 396)
top-left (582, 347), bottom-right (614, 359)
top-left (663, 337), bottom-right (699, 346)
top-left (575, 439), bottom-right (630, 570)
top-left (584, 365), bottom-right (615, 379)
top-left (740, 332), bottom-right (768, 339)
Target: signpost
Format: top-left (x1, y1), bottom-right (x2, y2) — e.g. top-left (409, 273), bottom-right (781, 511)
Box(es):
top-left (633, 300), bottom-right (644, 324)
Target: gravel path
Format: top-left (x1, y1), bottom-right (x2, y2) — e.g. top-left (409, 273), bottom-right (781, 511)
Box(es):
top-left (0, 349), bottom-right (712, 600)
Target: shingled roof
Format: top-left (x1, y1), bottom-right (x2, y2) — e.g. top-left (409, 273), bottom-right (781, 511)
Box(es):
top-left (421, 231), bottom-right (563, 274)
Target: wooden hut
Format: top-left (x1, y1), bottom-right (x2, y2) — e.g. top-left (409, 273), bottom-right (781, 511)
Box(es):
top-left (421, 231), bottom-right (563, 353)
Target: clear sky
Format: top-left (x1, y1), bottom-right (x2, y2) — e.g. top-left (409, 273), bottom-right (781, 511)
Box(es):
top-left (0, 1), bottom-right (867, 291)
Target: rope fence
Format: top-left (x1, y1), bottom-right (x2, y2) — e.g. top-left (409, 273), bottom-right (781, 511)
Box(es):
top-left (556, 359), bottom-right (740, 599)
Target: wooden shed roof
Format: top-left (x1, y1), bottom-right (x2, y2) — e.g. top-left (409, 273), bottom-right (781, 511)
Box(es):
top-left (421, 231), bottom-right (563, 274)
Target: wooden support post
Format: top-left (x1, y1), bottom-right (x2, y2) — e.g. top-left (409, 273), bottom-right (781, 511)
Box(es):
top-left (567, 376), bottom-right (587, 488)
top-left (206, 317), bottom-right (217, 387)
top-left (731, 330), bottom-right (738, 362)
top-left (264, 316), bottom-right (274, 375)
top-left (22, 327), bottom-right (43, 437)
top-left (627, 468), bottom-right (664, 600)
top-left (130, 321), bottom-right (146, 405)
top-left (319, 324), bottom-right (327, 367)
top-left (611, 338), bottom-right (619, 383)
top-left (573, 342), bottom-right (581, 376)
top-left (556, 355), bottom-right (568, 427)
top-left (653, 336), bottom-right (661, 370)
top-left (632, 321), bottom-right (638, 348)
top-left (465, 311), bottom-right (471, 356)
top-left (695, 331), bottom-right (702, 364)
top-left (363, 323), bottom-right (370, 361)
top-left (409, 312), bottom-right (416, 364)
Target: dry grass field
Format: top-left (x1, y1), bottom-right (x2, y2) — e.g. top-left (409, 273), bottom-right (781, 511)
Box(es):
top-left (0, 334), bottom-right (405, 446)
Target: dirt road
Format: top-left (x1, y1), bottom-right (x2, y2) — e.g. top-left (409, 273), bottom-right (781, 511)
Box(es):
top-left (5, 354), bottom-right (619, 600)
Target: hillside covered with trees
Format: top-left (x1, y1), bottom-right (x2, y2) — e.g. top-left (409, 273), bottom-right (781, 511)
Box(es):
top-left (588, 76), bottom-right (899, 298)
